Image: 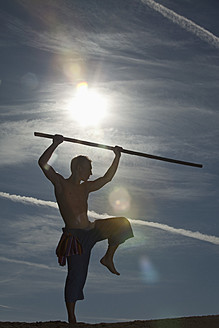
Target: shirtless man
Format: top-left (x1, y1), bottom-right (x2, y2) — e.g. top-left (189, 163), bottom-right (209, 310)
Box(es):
top-left (38, 134), bottom-right (134, 323)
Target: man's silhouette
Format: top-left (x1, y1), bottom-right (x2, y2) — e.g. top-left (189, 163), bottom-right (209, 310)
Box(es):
top-left (38, 134), bottom-right (134, 323)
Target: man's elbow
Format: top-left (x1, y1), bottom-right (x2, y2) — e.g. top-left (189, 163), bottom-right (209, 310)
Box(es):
top-left (38, 158), bottom-right (43, 167)
top-left (38, 158), bottom-right (46, 170)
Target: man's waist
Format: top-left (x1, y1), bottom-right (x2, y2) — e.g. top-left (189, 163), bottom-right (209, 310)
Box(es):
top-left (64, 220), bottom-right (94, 231)
top-left (63, 212), bottom-right (89, 227)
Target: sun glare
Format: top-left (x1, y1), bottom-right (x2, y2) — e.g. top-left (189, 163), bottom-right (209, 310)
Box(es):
top-left (69, 82), bottom-right (107, 126)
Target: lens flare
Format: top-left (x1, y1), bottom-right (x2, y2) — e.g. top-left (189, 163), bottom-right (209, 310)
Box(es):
top-left (77, 81), bottom-right (88, 92)
top-left (63, 61), bottom-right (82, 82)
top-left (21, 72), bottom-right (39, 90)
top-left (139, 256), bottom-right (160, 284)
top-left (109, 187), bottom-right (131, 213)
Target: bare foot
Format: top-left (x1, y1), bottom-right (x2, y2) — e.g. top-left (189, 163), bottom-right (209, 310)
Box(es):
top-left (100, 256), bottom-right (120, 275)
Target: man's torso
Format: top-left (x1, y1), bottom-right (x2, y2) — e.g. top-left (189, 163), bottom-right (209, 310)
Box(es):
top-left (54, 176), bottom-right (90, 229)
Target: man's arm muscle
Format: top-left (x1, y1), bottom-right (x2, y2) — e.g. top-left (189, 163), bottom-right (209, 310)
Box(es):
top-left (86, 146), bottom-right (122, 192)
top-left (38, 135), bottom-right (64, 189)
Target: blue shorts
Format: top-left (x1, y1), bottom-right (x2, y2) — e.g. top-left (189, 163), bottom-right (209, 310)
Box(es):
top-left (64, 217), bottom-right (134, 302)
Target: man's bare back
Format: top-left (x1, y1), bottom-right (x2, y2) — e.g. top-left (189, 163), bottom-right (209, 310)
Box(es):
top-left (55, 176), bottom-right (91, 229)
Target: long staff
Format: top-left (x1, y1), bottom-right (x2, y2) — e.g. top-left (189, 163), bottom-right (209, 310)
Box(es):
top-left (34, 132), bottom-right (203, 168)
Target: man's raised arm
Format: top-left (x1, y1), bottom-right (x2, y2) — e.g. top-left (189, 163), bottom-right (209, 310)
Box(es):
top-left (87, 146), bottom-right (122, 192)
top-left (38, 134), bottom-right (64, 184)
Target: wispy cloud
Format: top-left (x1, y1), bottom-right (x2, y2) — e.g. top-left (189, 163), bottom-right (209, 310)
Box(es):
top-left (0, 256), bottom-right (58, 271)
top-left (0, 304), bottom-right (12, 309)
top-left (1, 191), bottom-right (219, 245)
top-left (142, 0), bottom-right (219, 49)
top-left (0, 191), bottom-right (58, 208)
top-left (0, 7), bottom-right (108, 56)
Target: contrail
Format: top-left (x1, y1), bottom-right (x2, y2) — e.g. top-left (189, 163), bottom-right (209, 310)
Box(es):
top-left (0, 191), bottom-right (58, 208)
top-left (0, 255), bottom-right (58, 271)
top-left (1, 191), bottom-right (219, 245)
top-left (141, 0), bottom-right (219, 49)
top-left (131, 219), bottom-right (219, 245)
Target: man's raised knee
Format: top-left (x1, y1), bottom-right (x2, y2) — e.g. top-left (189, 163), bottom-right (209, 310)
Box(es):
top-left (118, 217), bottom-right (130, 226)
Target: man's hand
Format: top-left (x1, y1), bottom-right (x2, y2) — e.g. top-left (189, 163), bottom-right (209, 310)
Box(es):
top-left (53, 134), bottom-right (64, 145)
top-left (113, 145), bottom-right (123, 157)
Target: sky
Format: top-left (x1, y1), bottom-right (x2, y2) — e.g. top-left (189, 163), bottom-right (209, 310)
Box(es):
top-left (0, 0), bottom-right (219, 324)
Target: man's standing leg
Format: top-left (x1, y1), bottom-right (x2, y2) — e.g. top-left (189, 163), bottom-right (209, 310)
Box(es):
top-left (66, 302), bottom-right (76, 324)
top-left (65, 251), bottom-right (91, 323)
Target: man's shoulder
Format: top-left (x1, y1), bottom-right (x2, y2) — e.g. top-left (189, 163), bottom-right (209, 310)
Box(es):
top-left (81, 181), bottom-right (93, 192)
top-left (83, 180), bottom-right (95, 187)
top-left (56, 172), bottom-right (65, 179)
top-left (83, 179), bottom-right (103, 193)
top-left (52, 172), bottom-right (64, 182)
top-left (52, 172), bottom-right (65, 188)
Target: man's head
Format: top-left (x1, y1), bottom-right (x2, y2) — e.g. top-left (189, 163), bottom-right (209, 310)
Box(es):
top-left (70, 155), bottom-right (92, 181)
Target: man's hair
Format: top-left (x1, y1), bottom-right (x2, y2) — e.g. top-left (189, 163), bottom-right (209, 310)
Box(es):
top-left (70, 155), bottom-right (92, 173)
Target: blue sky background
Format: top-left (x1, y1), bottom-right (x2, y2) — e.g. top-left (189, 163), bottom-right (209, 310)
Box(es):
top-left (0, 0), bottom-right (219, 323)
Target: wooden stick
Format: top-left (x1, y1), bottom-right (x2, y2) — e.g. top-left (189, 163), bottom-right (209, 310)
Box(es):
top-left (34, 132), bottom-right (203, 168)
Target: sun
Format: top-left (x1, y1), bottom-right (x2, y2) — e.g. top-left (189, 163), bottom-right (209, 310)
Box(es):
top-left (69, 82), bottom-right (107, 126)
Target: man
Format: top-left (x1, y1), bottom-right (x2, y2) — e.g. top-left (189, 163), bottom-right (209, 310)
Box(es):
top-left (38, 134), bottom-right (134, 323)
